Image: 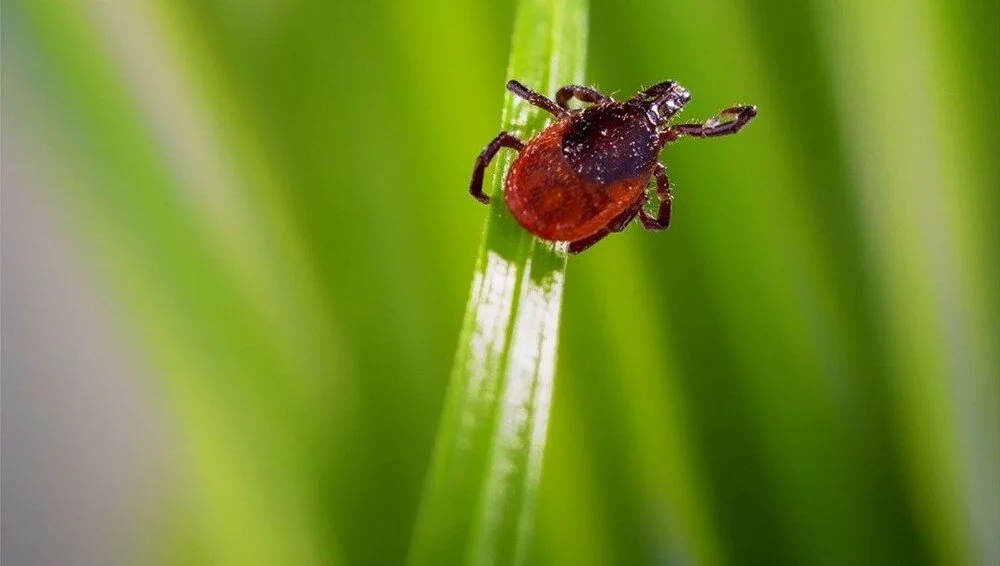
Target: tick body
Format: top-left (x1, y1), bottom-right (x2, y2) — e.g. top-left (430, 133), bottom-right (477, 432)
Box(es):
top-left (469, 80), bottom-right (757, 253)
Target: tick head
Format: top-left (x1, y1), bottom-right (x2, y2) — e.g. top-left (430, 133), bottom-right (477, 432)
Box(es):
top-left (633, 80), bottom-right (691, 126)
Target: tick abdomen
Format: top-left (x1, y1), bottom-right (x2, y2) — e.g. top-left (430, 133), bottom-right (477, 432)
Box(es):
top-left (504, 118), bottom-right (651, 242)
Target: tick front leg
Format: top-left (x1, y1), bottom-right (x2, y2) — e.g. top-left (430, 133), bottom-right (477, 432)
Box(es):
top-left (507, 80), bottom-right (566, 118)
top-left (555, 85), bottom-right (609, 110)
top-left (670, 105), bottom-right (758, 138)
top-left (470, 132), bottom-right (524, 204)
top-left (639, 164), bottom-right (672, 231)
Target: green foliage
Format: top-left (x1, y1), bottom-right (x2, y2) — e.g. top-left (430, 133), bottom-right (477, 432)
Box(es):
top-left (5, 0), bottom-right (998, 565)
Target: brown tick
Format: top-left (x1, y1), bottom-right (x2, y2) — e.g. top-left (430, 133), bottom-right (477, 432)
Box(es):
top-left (469, 80), bottom-right (757, 253)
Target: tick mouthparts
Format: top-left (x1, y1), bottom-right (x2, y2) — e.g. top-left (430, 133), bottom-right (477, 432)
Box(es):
top-left (648, 86), bottom-right (691, 123)
top-left (665, 87), bottom-right (691, 107)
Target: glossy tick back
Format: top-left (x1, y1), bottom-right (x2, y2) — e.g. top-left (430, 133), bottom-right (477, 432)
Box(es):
top-left (469, 80), bottom-right (757, 254)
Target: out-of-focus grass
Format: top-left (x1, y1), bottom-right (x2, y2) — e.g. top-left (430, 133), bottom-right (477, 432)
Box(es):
top-left (4, 0), bottom-right (997, 565)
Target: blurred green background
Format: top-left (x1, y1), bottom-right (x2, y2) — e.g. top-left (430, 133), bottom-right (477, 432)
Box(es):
top-left (3, 0), bottom-right (998, 565)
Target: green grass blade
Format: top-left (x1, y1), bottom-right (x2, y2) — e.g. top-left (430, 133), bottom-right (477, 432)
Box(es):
top-left (406, 1), bottom-right (587, 565)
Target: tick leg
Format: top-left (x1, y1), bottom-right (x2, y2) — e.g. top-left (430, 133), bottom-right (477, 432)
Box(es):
top-left (669, 105), bottom-right (758, 138)
top-left (568, 200), bottom-right (644, 255)
top-left (639, 164), bottom-right (672, 231)
top-left (470, 132), bottom-right (524, 204)
top-left (555, 85), bottom-right (610, 110)
top-left (568, 230), bottom-right (612, 255)
top-left (507, 80), bottom-right (566, 118)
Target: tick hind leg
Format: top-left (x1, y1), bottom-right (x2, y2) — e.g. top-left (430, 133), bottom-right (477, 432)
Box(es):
top-left (669, 105), bottom-right (758, 138)
top-left (507, 80), bottom-right (565, 118)
top-left (570, 165), bottom-right (673, 253)
top-left (638, 163), bottom-right (672, 231)
top-left (568, 199), bottom-right (646, 255)
top-left (470, 132), bottom-right (524, 204)
top-left (555, 85), bottom-right (609, 110)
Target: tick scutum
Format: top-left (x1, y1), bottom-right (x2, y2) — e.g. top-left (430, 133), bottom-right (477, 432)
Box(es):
top-left (561, 104), bottom-right (659, 185)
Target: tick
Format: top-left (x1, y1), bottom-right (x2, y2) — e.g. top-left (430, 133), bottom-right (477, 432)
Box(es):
top-left (469, 80), bottom-right (757, 253)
